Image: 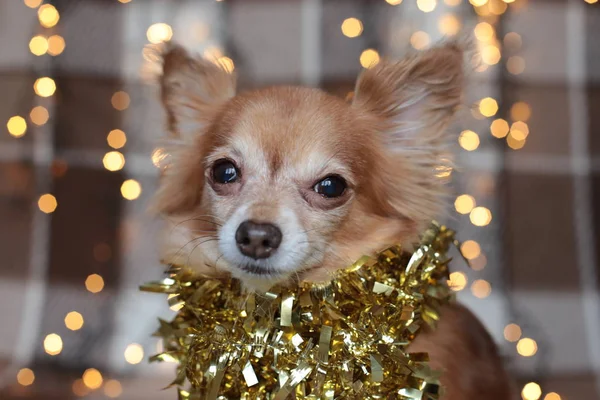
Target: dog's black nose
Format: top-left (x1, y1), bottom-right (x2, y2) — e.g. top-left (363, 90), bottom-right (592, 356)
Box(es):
top-left (235, 220), bottom-right (282, 259)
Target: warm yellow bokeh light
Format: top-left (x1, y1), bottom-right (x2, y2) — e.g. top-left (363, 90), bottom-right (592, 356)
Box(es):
top-left (470, 0), bottom-right (488, 6)
top-left (507, 135), bottom-right (526, 150)
top-left (38, 194), bottom-right (58, 214)
top-left (481, 45), bottom-right (501, 65)
top-left (38, 4), bottom-right (60, 28)
top-left (470, 206), bottom-right (492, 226)
top-left (24, 0), bottom-right (43, 8)
top-left (30, 106), bottom-right (49, 126)
top-left (147, 23), bottom-right (173, 44)
top-left (118, 0), bottom-right (132, 3)
top-left (44, 333), bottom-right (63, 356)
top-left (360, 49), bottom-right (380, 69)
top-left (461, 240), bottom-right (481, 260)
top-left (48, 35), bottom-right (66, 56)
top-left (121, 179), bottom-right (142, 200)
top-left (504, 32), bottom-right (522, 50)
top-left (490, 118), bottom-right (510, 138)
top-left (217, 56), bottom-right (235, 73)
top-left (448, 271), bottom-right (468, 291)
top-left (151, 148), bottom-right (168, 168)
top-left (417, 0), bottom-right (437, 12)
top-left (72, 379), bottom-right (89, 396)
top-left (474, 22), bottom-right (494, 42)
top-left (510, 121), bottom-right (530, 141)
top-left (34, 77), bottom-right (56, 97)
top-left (124, 343), bottom-right (145, 364)
top-left (111, 91), bottom-right (130, 111)
top-left (504, 323), bottom-right (522, 342)
top-left (341, 17), bottom-right (363, 38)
top-left (85, 273), bottom-right (105, 293)
top-left (104, 379), bottom-right (123, 398)
top-left (107, 129), bottom-right (127, 149)
top-left (522, 382), bottom-right (542, 400)
top-left (386, 0), bottom-right (403, 4)
top-left (489, 0), bottom-right (508, 15)
top-left (103, 151), bottom-right (125, 172)
top-left (479, 97), bottom-right (498, 117)
top-left (438, 14), bottom-right (461, 36)
top-left (458, 130), bottom-right (480, 151)
top-left (454, 194), bottom-right (476, 214)
top-left (511, 102), bottom-right (532, 122)
top-left (7, 116), bottom-right (27, 138)
top-left (410, 31), bottom-right (430, 50)
top-left (544, 393), bottom-right (561, 400)
top-left (82, 368), bottom-right (103, 390)
top-left (65, 311), bottom-right (84, 331)
top-left (29, 35), bottom-right (48, 56)
top-left (507, 56), bottom-right (526, 75)
top-left (17, 368), bottom-right (35, 386)
top-left (517, 338), bottom-right (538, 357)
top-left (471, 279), bottom-right (491, 298)
top-left (444, 0), bottom-right (462, 5)
top-left (584, 0), bottom-right (598, 4)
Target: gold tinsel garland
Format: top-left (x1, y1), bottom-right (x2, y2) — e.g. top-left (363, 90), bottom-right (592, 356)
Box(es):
top-left (141, 222), bottom-right (459, 400)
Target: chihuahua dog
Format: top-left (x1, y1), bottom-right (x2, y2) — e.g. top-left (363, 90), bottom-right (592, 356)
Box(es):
top-left (151, 42), bottom-right (513, 399)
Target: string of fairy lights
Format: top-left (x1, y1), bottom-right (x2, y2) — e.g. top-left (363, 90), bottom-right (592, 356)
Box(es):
top-left (3, 0), bottom-right (598, 399)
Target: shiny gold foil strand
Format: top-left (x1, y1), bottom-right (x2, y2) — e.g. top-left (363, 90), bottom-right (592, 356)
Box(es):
top-left (141, 222), bottom-right (457, 399)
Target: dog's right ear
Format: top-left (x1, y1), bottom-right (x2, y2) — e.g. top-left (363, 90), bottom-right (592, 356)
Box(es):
top-left (160, 44), bottom-right (236, 138)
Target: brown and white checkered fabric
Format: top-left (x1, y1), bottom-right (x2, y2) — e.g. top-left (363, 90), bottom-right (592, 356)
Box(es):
top-left (0, 0), bottom-right (599, 399)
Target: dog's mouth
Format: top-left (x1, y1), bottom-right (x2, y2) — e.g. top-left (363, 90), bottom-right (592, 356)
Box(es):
top-left (238, 263), bottom-right (282, 276)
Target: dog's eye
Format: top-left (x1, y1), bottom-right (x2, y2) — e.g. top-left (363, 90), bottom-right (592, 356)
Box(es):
top-left (313, 176), bottom-right (347, 198)
top-left (212, 160), bottom-right (239, 184)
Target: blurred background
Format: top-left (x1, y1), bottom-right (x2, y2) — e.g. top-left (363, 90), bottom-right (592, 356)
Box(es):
top-left (1, 0), bottom-right (599, 399)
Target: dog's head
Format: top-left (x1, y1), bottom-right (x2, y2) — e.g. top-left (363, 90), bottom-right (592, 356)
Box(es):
top-left (152, 44), bottom-right (464, 290)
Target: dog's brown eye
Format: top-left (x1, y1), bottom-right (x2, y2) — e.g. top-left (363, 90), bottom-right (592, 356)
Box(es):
top-left (212, 160), bottom-right (239, 184)
top-left (313, 176), bottom-right (346, 198)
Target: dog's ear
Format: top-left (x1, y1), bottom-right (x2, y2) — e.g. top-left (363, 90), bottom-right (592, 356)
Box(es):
top-left (150, 45), bottom-right (235, 216)
top-left (160, 44), bottom-right (236, 138)
top-left (353, 43), bottom-right (465, 225)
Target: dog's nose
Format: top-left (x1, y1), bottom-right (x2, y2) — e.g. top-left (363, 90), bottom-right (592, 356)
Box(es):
top-left (235, 220), bottom-right (282, 259)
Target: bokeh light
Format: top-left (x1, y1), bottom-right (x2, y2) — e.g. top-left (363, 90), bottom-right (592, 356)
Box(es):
top-left (504, 323), bottom-right (522, 342)
top-left (7, 116), bottom-right (27, 138)
top-left (522, 382), bottom-right (542, 400)
top-left (24, 0), bottom-right (43, 8)
top-left (107, 129), bottom-right (127, 149)
top-left (470, 254), bottom-right (487, 271)
top-left (85, 273), bottom-right (105, 293)
top-left (38, 194), bottom-right (58, 214)
top-left (461, 240), bottom-right (481, 260)
top-left (34, 77), bottom-right (56, 97)
top-left (124, 343), bottom-right (145, 364)
top-left (471, 279), bottom-right (491, 298)
top-left (217, 56), bottom-right (235, 73)
top-left (417, 0), bottom-right (437, 13)
top-left (510, 121), bottom-right (530, 140)
top-left (104, 380), bottom-right (123, 398)
top-left (147, 23), bottom-right (173, 44)
top-left (481, 45), bottom-right (501, 65)
top-left (30, 106), bottom-right (50, 126)
top-left (444, 0), bottom-right (462, 5)
top-left (490, 118), bottom-right (510, 138)
top-left (448, 271), bottom-right (468, 291)
top-left (517, 337), bottom-right (538, 357)
top-left (511, 102), bottom-right (532, 122)
top-left (44, 333), bottom-right (63, 356)
top-left (121, 179), bottom-right (142, 200)
top-left (454, 194), bottom-right (475, 214)
top-left (410, 31), bottom-right (431, 50)
top-left (479, 97), bottom-right (499, 117)
top-left (65, 311), bottom-right (84, 331)
top-left (151, 148), bottom-right (168, 168)
top-left (474, 22), bottom-right (494, 42)
top-left (17, 368), bottom-right (35, 386)
top-left (504, 32), bottom-right (522, 50)
top-left (72, 379), bottom-right (89, 396)
top-left (438, 14), bottom-right (461, 36)
top-left (544, 393), bottom-right (561, 400)
top-left (507, 56), bottom-right (526, 75)
top-left (82, 368), bottom-right (103, 390)
top-left (38, 4), bottom-right (60, 28)
top-left (341, 18), bottom-right (363, 38)
top-left (48, 35), bottom-right (66, 56)
top-left (111, 91), bottom-right (130, 111)
top-left (507, 135), bottom-right (526, 150)
top-left (103, 151), bottom-right (126, 172)
top-left (359, 49), bottom-right (380, 68)
top-left (470, 206), bottom-right (492, 226)
top-left (458, 130), bottom-right (480, 151)
top-left (470, 0), bottom-right (488, 6)
top-left (386, 0), bottom-right (403, 4)
top-left (29, 35), bottom-right (48, 56)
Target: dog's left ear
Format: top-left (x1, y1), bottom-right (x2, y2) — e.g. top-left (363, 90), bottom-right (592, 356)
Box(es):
top-left (353, 43), bottom-right (465, 224)
top-left (353, 42), bottom-right (464, 151)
